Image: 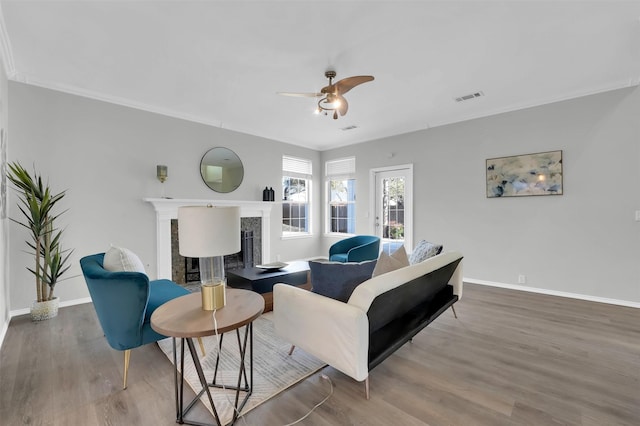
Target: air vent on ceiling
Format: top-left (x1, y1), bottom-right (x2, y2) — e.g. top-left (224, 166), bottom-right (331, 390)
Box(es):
top-left (341, 125), bottom-right (358, 131)
top-left (455, 91), bottom-right (484, 103)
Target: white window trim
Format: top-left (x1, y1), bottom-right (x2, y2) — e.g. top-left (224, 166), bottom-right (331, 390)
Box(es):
top-left (282, 180), bottom-right (312, 236)
top-left (325, 157), bottom-right (356, 235)
top-left (325, 178), bottom-right (357, 235)
top-left (282, 155), bottom-right (313, 237)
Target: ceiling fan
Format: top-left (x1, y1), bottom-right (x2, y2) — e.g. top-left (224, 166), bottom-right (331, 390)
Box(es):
top-left (278, 70), bottom-right (374, 119)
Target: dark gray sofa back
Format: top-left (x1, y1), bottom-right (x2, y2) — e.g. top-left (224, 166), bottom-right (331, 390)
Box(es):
top-left (366, 258), bottom-right (462, 370)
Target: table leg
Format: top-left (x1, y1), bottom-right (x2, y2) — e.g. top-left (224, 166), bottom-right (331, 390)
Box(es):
top-left (172, 338), bottom-right (179, 421)
top-left (173, 324), bottom-right (255, 426)
top-left (234, 328), bottom-right (249, 391)
top-left (211, 333), bottom-right (225, 385)
top-left (235, 323), bottom-right (254, 423)
top-left (186, 337), bottom-right (223, 426)
top-left (208, 324), bottom-right (254, 424)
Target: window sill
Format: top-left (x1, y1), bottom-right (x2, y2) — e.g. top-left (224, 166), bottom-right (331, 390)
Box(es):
top-left (281, 233), bottom-right (313, 240)
top-left (323, 232), bottom-right (356, 238)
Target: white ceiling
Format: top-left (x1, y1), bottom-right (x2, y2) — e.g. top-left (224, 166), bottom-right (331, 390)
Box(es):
top-left (1, 1), bottom-right (639, 151)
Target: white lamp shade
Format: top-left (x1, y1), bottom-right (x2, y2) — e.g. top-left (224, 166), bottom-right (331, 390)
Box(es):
top-left (178, 206), bottom-right (241, 257)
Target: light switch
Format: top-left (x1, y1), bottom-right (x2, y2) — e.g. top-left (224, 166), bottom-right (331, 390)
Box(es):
top-left (636, 210), bottom-right (640, 221)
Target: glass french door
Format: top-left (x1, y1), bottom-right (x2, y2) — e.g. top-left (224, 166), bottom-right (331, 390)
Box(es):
top-left (372, 165), bottom-right (413, 254)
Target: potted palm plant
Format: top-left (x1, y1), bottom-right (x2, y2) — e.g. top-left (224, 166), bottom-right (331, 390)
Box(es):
top-left (7, 162), bottom-right (73, 320)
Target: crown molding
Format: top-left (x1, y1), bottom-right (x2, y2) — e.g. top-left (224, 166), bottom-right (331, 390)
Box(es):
top-left (429, 77), bottom-right (640, 130)
top-left (8, 72), bottom-right (639, 152)
top-left (11, 73), bottom-right (224, 130)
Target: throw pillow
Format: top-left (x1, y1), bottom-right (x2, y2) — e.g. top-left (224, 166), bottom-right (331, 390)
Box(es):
top-left (103, 245), bottom-right (146, 273)
top-left (408, 240), bottom-right (443, 265)
top-left (371, 245), bottom-right (409, 277)
top-left (309, 259), bottom-right (377, 303)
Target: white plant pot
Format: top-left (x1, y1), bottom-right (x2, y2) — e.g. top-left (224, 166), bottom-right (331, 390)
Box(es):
top-left (30, 297), bottom-right (59, 321)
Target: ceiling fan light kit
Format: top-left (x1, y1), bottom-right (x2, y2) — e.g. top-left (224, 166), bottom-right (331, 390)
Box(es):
top-left (280, 70), bottom-right (374, 120)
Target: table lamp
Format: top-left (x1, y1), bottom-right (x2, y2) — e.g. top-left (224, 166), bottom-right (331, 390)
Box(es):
top-left (178, 205), bottom-right (240, 310)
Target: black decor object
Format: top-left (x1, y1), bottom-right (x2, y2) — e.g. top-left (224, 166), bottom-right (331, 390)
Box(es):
top-left (263, 187), bottom-right (270, 201)
top-left (269, 187), bottom-right (275, 201)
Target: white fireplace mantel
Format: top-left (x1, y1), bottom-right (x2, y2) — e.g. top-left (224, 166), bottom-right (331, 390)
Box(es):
top-left (144, 198), bottom-right (273, 279)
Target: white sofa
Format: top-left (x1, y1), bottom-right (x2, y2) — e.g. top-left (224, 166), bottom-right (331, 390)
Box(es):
top-left (273, 251), bottom-right (463, 398)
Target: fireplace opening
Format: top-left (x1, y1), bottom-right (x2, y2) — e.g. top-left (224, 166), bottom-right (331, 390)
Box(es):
top-left (171, 218), bottom-right (262, 285)
top-left (182, 230), bottom-right (255, 283)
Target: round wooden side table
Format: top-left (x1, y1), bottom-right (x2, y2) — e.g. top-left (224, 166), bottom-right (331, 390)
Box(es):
top-left (151, 288), bottom-right (264, 426)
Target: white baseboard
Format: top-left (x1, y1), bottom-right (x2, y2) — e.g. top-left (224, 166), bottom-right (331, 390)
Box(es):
top-left (464, 277), bottom-right (640, 309)
top-left (0, 316), bottom-right (8, 351)
top-left (9, 297), bottom-right (92, 318)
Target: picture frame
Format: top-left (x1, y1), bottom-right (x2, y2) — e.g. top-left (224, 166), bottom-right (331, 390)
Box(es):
top-left (486, 150), bottom-right (563, 198)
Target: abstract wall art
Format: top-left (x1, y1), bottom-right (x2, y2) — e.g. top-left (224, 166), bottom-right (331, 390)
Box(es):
top-left (486, 150), bottom-right (563, 198)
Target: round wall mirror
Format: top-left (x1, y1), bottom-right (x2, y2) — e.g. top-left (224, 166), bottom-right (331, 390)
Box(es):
top-left (200, 147), bottom-right (244, 193)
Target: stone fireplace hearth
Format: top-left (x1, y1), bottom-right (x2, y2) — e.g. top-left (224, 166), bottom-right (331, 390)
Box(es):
top-left (144, 198), bottom-right (274, 280)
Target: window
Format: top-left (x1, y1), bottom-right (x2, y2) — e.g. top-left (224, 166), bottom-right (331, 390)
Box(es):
top-left (326, 157), bottom-right (356, 234)
top-left (282, 156), bottom-right (312, 236)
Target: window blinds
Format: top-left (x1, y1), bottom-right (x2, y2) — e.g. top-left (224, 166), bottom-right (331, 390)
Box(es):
top-left (326, 157), bottom-right (356, 178)
top-left (283, 155), bottom-right (312, 178)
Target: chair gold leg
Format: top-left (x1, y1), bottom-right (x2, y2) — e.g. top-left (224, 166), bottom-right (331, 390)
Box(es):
top-left (451, 305), bottom-right (458, 319)
top-left (364, 377), bottom-right (370, 400)
top-left (123, 349), bottom-right (131, 390)
top-left (197, 337), bottom-right (206, 357)
top-left (288, 345), bottom-right (295, 356)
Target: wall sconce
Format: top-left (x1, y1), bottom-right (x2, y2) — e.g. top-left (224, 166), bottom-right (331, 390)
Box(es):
top-left (157, 165), bottom-right (168, 183)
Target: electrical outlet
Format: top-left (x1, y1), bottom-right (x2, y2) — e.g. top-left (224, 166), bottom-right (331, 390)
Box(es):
top-left (635, 210), bottom-right (640, 222)
top-left (276, 254), bottom-right (281, 262)
top-left (518, 275), bottom-right (526, 284)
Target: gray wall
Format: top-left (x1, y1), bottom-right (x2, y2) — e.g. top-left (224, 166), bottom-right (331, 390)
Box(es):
top-left (6, 82), bottom-right (640, 311)
top-left (7, 82), bottom-right (322, 310)
top-left (322, 87), bottom-right (640, 303)
top-left (0, 58), bottom-right (8, 339)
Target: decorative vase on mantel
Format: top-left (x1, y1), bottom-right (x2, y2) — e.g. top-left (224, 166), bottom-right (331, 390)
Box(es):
top-left (31, 297), bottom-right (60, 321)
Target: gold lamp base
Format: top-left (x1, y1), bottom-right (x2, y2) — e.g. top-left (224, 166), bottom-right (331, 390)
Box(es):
top-left (201, 281), bottom-right (226, 310)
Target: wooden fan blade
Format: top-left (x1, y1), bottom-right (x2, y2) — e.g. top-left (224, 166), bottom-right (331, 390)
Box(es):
top-left (337, 95), bottom-right (349, 116)
top-left (320, 84), bottom-right (335, 95)
top-left (334, 76), bottom-right (374, 95)
top-left (277, 92), bottom-right (323, 98)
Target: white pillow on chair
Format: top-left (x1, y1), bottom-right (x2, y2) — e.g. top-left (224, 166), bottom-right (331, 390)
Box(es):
top-left (103, 245), bottom-right (146, 273)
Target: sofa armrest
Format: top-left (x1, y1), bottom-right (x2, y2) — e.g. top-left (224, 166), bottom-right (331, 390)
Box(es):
top-left (451, 258), bottom-right (463, 299)
top-left (273, 283), bottom-right (370, 382)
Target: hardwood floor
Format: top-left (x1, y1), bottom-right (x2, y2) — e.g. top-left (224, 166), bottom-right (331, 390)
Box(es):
top-left (1, 283), bottom-right (638, 425)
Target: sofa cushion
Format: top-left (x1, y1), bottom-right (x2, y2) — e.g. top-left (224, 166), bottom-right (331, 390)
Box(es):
top-left (309, 259), bottom-right (377, 302)
top-left (408, 240), bottom-right (443, 265)
top-left (103, 245), bottom-right (146, 273)
top-left (372, 245), bottom-right (409, 277)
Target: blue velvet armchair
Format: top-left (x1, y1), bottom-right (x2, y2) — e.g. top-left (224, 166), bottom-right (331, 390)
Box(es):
top-left (80, 253), bottom-right (197, 389)
top-left (329, 235), bottom-right (381, 263)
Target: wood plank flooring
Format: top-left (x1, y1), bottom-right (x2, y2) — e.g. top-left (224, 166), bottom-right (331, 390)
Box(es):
top-left (1, 283), bottom-right (638, 425)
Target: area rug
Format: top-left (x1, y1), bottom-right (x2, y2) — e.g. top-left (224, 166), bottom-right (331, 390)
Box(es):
top-left (157, 312), bottom-right (325, 425)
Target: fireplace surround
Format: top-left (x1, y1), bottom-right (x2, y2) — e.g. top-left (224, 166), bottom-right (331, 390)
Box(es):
top-left (171, 221), bottom-right (260, 285)
top-left (144, 198), bottom-right (274, 280)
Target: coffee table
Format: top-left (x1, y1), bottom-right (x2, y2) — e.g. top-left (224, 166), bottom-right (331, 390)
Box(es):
top-left (226, 261), bottom-right (310, 312)
top-left (151, 288), bottom-right (264, 426)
